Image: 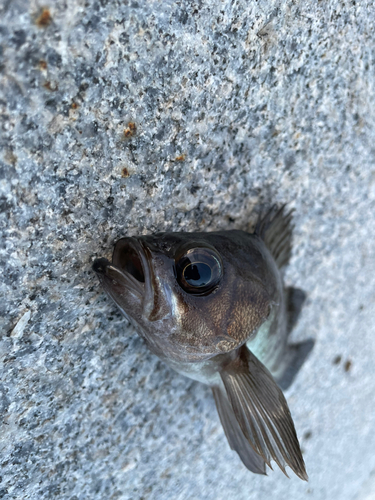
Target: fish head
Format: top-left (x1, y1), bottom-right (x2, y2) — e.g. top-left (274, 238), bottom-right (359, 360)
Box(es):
top-left (93, 230), bottom-right (274, 363)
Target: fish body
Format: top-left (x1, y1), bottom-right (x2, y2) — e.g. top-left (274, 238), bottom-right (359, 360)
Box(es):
top-left (93, 207), bottom-right (308, 480)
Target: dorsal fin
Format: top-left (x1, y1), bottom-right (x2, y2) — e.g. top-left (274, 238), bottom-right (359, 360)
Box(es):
top-left (255, 205), bottom-right (294, 269)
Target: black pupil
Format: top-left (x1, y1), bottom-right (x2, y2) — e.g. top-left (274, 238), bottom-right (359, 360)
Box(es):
top-left (183, 262), bottom-right (212, 287)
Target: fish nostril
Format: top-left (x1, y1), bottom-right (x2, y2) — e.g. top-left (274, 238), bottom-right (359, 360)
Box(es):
top-left (92, 258), bottom-right (110, 274)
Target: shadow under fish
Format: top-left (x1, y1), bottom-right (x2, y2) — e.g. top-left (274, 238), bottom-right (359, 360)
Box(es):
top-left (93, 206), bottom-right (314, 480)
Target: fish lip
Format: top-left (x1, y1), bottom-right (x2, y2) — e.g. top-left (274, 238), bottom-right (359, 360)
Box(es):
top-left (130, 238), bottom-right (154, 312)
top-left (112, 237), bottom-right (159, 314)
top-left (92, 258), bottom-right (144, 298)
top-left (135, 238), bottom-right (163, 321)
top-left (92, 257), bottom-right (111, 275)
top-left (94, 238), bottom-right (162, 321)
top-left (92, 239), bottom-right (150, 300)
top-left (111, 237), bottom-right (151, 298)
top-left (116, 237), bottom-right (174, 322)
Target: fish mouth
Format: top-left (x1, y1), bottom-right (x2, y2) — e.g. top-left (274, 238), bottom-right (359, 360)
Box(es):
top-left (93, 238), bottom-right (149, 296)
top-left (93, 238), bottom-right (157, 318)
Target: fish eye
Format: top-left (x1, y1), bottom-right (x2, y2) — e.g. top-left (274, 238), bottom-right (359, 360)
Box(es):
top-left (175, 247), bottom-right (222, 295)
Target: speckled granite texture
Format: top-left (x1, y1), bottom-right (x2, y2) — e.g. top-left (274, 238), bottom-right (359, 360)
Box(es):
top-left (1, 0), bottom-right (375, 499)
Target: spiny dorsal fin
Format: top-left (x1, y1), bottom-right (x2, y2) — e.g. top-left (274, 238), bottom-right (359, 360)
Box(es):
top-left (212, 386), bottom-right (267, 475)
top-left (255, 205), bottom-right (294, 269)
top-left (220, 345), bottom-right (308, 481)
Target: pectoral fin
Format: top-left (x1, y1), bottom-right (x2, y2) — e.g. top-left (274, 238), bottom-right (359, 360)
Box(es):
top-left (220, 345), bottom-right (308, 480)
top-left (212, 386), bottom-right (266, 475)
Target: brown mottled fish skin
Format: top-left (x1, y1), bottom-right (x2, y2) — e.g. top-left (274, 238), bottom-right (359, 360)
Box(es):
top-left (93, 207), bottom-right (308, 480)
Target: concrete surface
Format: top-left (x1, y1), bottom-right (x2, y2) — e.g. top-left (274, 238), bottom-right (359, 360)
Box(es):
top-left (1, 0), bottom-right (375, 499)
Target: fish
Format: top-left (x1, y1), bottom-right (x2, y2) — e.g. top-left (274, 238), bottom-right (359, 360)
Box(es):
top-left (93, 206), bottom-right (310, 480)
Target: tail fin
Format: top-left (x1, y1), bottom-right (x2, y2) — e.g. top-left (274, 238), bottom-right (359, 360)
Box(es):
top-left (275, 286), bottom-right (314, 390)
top-left (255, 205), bottom-right (294, 269)
top-left (285, 286), bottom-right (307, 334)
top-left (217, 345), bottom-right (308, 480)
top-left (277, 339), bottom-right (315, 391)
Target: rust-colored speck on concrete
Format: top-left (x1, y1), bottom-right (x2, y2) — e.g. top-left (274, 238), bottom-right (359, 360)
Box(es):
top-left (36, 8), bottom-right (52, 27)
top-left (124, 122), bottom-right (137, 137)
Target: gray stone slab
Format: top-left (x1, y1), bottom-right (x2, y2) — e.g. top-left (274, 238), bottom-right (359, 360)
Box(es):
top-left (1, 0), bottom-right (375, 499)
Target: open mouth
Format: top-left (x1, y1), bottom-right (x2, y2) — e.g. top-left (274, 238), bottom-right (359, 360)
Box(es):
top-left (93, 238), bottom-right (149, 298)
top-left (112, 238), bottom-right (146, 284)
